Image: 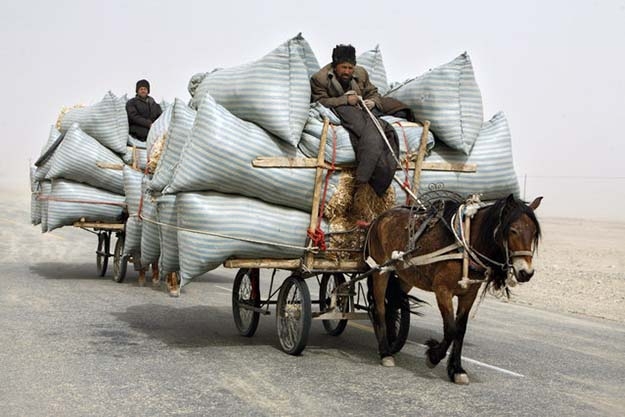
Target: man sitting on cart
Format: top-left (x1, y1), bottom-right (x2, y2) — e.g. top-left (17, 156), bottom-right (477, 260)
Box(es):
top-left (126, 79), bottom-right (162, 141)
top-left (310, 44), bottom-right (413, 197)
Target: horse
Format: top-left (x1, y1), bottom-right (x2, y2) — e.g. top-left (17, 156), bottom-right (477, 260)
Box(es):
top-left (365, 194), bottom-right (542, 384)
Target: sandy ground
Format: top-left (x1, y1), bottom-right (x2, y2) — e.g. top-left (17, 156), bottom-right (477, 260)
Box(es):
top-left (6, 188), bottom-right (625, 323)
top-left (506, 217), bottom-right (625, 323)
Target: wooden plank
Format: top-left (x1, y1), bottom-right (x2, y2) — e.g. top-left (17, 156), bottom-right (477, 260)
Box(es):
top-left (305, 118), bottom-right (330, 269)
top-left (73, 221), bottom-right (124, 230)
top-left (96, 162), bottom-right (124, 170)
top-left (222, 258), bottom-right (365, 272)
top-left (252, 157), bottom-right (476, 173)
top-left (412, 120), bottom-right (431, 200)
top-left (223, 259), bottom-right (302, 269)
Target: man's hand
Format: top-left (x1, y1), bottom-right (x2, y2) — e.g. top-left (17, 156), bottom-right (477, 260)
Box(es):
top-left (364, 99), bottom-right (376, 110)
top-left (346, 93), bottom-right (359, 106)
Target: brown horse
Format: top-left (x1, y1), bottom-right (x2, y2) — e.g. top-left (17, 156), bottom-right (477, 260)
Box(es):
top-left (366, 194), bottom-right (542, 384)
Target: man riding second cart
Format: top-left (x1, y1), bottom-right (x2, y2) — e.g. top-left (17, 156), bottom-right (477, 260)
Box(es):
top-left (310, 44), bottom-right (413, 197)
top-left (126, 79), bottom-right (162, 141)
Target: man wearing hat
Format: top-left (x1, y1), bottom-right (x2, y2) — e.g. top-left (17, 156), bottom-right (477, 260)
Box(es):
top-left (310, 45), bottom-right (411, 196)
top-left (126, 79), bottom-right (163, 141)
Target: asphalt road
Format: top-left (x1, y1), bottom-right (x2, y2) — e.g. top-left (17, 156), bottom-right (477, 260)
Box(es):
top-left (1, 195), bottom-right (625, 416)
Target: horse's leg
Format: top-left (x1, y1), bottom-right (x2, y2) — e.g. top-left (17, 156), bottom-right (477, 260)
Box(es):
top-left (371, 271), bottom-right (394, 366)
top-left (138, 268), bottom-right (146, 287)
top-left (446, 290), bottom-right (478, 384)
top-left (151, 262), bottom-right (159, 286)
top-left (425, 287), bottom-right (455, 369)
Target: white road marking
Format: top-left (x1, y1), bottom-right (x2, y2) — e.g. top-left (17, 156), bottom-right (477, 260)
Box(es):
top-left (213, 284), bottom-right (525, 378)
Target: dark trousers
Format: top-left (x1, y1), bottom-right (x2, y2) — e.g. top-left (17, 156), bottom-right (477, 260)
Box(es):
top-left (334, 105), bottom-right (399, 196)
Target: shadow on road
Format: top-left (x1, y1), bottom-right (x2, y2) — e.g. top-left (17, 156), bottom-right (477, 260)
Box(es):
top-left (29, 262), bottom-right (106, 280)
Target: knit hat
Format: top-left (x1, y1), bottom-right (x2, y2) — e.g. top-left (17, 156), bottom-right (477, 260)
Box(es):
top-left (136, 79), bottom-right (150, 93)
top-left (332, 44), bottom-right (356, 66)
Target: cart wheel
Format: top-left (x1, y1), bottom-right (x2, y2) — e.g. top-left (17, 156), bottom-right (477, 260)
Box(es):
top-left (276, 275), bottom-right (311, 355)
top-left (96, 232), bottom-right (110, 277)
top-left (113, 234), bottom-right (127, 283)
top-left (319, 273), bottom-right (348, 336)
top-left (232, 268), bottom-right (261, 337)
top-left (386, 293), bottom-right (410, 354)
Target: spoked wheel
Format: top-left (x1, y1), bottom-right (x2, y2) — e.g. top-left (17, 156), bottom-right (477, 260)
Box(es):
top-left (113, 234), bottom-right (127, 283)
top-left (319, 273), bottom-right (348, 336)
top-left (386, 293), bottom-right (411, 354)
top-left (96, 232), bottom-right (110, 277)
top-left (276, 275), bottom-right (311, 355)
top-left (232, 268), bottom-right (261, 337)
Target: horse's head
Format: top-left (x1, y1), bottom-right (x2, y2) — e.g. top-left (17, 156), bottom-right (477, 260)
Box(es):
top-left (495, 194), bottom-right (542, 286)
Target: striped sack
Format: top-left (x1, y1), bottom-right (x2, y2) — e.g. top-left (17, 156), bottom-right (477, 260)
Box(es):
top-left (164, 93), bottom-right (340, 212)
top-left (122, 166), bottom-right (144, 256)
top-left (45, 179), bottom-right (125, 232)
top-left (45, 123), bottom-right (125, 195)
top-left (392, 112), bottom-right (519, 203)
top-left (386, 52), bottom-right (484, 155)
top-left (146, 102), bottom-right (174, 154)
top-left (148, 99), bottom-right (196, 192)
top-left (34, 126), bottom-right (62, 181)
top-left (357, 45), bottom-right (390, 95)
top-left (59, 91), bottom-right (129, 154)
top-left (121, 146), bottom-right (148, 171)
top-left (39, 181), bottom-right (51, 233)
top-left (155, 195), bottom-right (179, 276)
top-left (176, 191), bottom-right (328, 286)
top-left (140, 187), bottom-right (160, 267)
top-left (188, 34), bottom-right (311, 146)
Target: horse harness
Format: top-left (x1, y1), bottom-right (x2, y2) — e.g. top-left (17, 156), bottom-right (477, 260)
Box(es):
top-left (365, 195), bottom-right (534, 289)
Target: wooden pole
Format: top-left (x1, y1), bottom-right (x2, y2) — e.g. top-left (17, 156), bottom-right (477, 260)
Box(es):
top-left (411, 120), bottom-right (431, 203)
top-left (305, 118), bottom-right (330, 269)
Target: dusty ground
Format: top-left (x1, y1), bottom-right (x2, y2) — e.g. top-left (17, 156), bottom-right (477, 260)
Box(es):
top-left (506, 217), bottom-right (625, 323)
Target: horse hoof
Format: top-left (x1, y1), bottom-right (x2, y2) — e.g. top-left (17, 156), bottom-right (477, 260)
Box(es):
top-left (454, 373), bottom-right (470, 385)
top-left (425, 356), bottom-right (437, 369)
top-left (381, 356), bottom-right (395, 367)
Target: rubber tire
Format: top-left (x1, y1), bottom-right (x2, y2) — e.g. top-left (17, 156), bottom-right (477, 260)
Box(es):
top-left (96, 232), bottom-right (109, 277)
top-left (319, 273), bottom-right (348, 336)
top-left (232, 268), bottom-right (261, 337)
top-left (276, 275), bottom-right (311, 355)
top-left (113, 234), bottom-right (127, 283)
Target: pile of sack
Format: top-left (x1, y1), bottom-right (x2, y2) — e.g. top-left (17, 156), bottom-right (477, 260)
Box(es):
top-left (31, 33), bottom-right (520, 289)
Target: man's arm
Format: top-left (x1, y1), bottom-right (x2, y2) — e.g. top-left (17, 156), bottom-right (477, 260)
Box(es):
top-left (126, 100), bottom-right (152, 128)
top-left (359, 71), bottom-right (382, 109)
top-left (310, 77), bottom-right (349, 108)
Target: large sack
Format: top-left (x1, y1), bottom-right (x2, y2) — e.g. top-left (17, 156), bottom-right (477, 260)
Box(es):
top-left (188, 34), bottom-right (312, 146)
top-left (155, 195), bottom-right (179, 275)
top-left (357, 45), bottom-right (389, 95)
top-left (34, 126), bottom-right (63, 181)
top-left (299, 104), bottom-right (435, 164)
top-left (39, 181), bottom-right (52, 232)
top-left (386, 52), bottom-right (483, 155)
top-left (148, 99), bottom-right (196, 192)
top-left (58, 91), bottom-right (129, 154)
top-left (164, 93), bottom-right (340, 212)
top-left (30, 167), bottom-right (41, 225)
top-left (140, 189), bottom-right (160, 267)
top-left (394, 112), bottom-right (519, 202)
top-left (146, 102), bottom-right (174, 154)
top-left (122, 166), bottom-right (143, 256)
top-left (45, 123), bottom-right (125, 195)
top-left (176, 192), bottom-right (328, 286)
top-left (46, 179), bottom-right (125, 232)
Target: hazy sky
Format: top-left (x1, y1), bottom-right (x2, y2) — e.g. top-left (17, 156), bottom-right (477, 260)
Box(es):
top-left (1, 0), bottom-right (624, 220)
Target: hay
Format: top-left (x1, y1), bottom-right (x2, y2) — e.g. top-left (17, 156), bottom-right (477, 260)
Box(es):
top-left (55, 104), bottom-right (85, 130)
top-left (147, 132), bottom-right (167, 174)
top-left (323, 170), bottom-right (396, 260)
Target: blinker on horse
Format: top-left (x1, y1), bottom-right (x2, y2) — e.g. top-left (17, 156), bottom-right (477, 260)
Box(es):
top-left (366, 194), bottom-right (542, 384)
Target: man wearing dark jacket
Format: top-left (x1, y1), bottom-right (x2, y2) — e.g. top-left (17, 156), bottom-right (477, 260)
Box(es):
top-left (310, 45), bottom-right (411, 196)
top-left (126, 79), bottom-right (162, 141)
